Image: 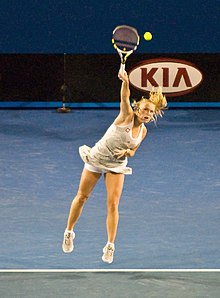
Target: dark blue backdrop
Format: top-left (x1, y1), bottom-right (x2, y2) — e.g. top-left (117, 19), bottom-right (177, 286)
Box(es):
top-left (1, 0), bottom-right (219, 53)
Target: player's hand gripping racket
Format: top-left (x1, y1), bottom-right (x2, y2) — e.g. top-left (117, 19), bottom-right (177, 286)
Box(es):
top-left (112, 25), bottom-right (140, 75)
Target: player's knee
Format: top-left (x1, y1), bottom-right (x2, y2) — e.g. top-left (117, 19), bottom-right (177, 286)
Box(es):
top-left (107, 198), bottom-right (119, 212)
top-left (76, 192), bottom-right (89, 206)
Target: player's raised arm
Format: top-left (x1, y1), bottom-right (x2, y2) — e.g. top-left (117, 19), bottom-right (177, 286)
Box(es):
top-left (115, 71), bottom-right (133, 124)
top-left (119, 71), bottom-right (130, 102)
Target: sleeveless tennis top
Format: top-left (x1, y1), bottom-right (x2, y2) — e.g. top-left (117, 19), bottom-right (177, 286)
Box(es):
top-left (79, 118), bottom-right (145, 175)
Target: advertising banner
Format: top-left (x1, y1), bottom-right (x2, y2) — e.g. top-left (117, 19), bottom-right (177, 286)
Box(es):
top-left (65, 53), bottom-right (220, 105)
top-left (0, 54), bottom-right (219, 107)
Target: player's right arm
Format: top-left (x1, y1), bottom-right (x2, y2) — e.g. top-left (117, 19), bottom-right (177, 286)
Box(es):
top-left (114, 71), bottom-right (133, 125)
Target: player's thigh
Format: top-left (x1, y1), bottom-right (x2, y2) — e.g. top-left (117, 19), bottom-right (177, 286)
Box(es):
top-left (104, 172), bottom-right (125, 203)
top-left (78, 167), bottom-right (101, 197)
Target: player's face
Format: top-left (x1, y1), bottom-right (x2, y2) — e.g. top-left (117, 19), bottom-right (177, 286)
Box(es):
top-left (137, 102), bottom-right (155, 123)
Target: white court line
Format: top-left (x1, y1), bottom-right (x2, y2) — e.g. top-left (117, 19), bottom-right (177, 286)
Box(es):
top-left (0, 269), bottom-right (219, 273)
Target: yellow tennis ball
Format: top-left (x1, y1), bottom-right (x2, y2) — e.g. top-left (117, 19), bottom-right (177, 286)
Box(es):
top-left (144, 31), bottom-right (152, 41)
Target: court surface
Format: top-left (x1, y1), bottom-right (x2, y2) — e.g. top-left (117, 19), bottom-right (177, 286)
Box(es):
top-left (0, 270), bottom-right (219, 298)
top-left (0, 108), bottom-right (219, 296)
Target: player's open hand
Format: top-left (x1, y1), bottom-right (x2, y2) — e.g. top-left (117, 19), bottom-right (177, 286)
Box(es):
top-left (114, 148), bottom-right (128, 159)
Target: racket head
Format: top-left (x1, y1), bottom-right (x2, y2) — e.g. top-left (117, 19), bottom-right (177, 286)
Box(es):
top-left (112, 25), bottom-right (140, 53)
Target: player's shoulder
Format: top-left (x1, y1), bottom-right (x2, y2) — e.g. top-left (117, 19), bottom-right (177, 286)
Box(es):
top-left (142, 125), bottom-right (147, 138)
top-left (114, 111), bottom-right (134, 126)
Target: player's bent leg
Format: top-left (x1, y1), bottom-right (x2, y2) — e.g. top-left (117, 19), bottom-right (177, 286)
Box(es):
top-left (62, 167), bottom-right (101, 253)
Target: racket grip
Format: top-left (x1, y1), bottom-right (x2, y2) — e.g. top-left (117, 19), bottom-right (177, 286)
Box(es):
top-left (119, 63), bottom-right (125, 75)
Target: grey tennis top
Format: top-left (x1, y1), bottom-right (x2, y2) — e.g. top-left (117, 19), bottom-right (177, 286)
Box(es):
top-left (79, 117), bottom-right (144, 175)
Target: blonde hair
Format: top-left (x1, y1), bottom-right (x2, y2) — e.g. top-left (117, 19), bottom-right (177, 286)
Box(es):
top-left (132, 87), bottom-right (167, 123)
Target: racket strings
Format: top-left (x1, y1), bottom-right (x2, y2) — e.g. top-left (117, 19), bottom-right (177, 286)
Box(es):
top-left (113, 27), bottom-right (139, 52)
top-left (113, 38), bottom-right (138, 51)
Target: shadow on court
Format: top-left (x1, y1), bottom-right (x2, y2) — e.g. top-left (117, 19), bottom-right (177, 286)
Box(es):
top-left (0, 271), bottom-right (220, 298)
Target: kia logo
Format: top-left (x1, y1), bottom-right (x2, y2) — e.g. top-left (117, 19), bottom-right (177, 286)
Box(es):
top-left (128, 58), bottom-right (203, 96)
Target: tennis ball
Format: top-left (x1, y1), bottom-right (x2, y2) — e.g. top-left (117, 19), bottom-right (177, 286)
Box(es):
top-left (144, 31), bottom-right (152, 41)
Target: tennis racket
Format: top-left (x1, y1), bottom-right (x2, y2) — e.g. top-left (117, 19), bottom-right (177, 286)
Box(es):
top-left (112, 25), bottom-right (140, 75)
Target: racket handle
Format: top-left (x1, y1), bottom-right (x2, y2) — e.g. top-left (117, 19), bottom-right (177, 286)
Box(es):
top-left (119, 63), bottom-right (125, 75)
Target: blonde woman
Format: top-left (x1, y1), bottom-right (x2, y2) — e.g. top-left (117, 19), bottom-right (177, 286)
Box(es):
top-left (62, 71), bottom-right (167, 264)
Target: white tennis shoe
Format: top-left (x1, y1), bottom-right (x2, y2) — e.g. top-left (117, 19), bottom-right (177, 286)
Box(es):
top-left (62, 229), bottom-right (75, 253)
top-left (102, 243), bottom-right (115, 264)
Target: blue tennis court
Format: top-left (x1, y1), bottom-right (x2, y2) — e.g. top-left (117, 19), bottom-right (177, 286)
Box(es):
top-left (0, 108), bottom-right (219, 297)
top-left (0, 108), bottom-right (219, 269)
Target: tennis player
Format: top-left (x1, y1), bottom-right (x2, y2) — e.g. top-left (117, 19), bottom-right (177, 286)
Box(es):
top-left (62, 71), bottom-right (167, 263)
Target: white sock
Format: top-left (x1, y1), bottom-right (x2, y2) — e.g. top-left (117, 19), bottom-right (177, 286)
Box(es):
top-left (107, 241), bottom-right (115, 249)
top-left (65, 229), bottom-right (73, 234)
